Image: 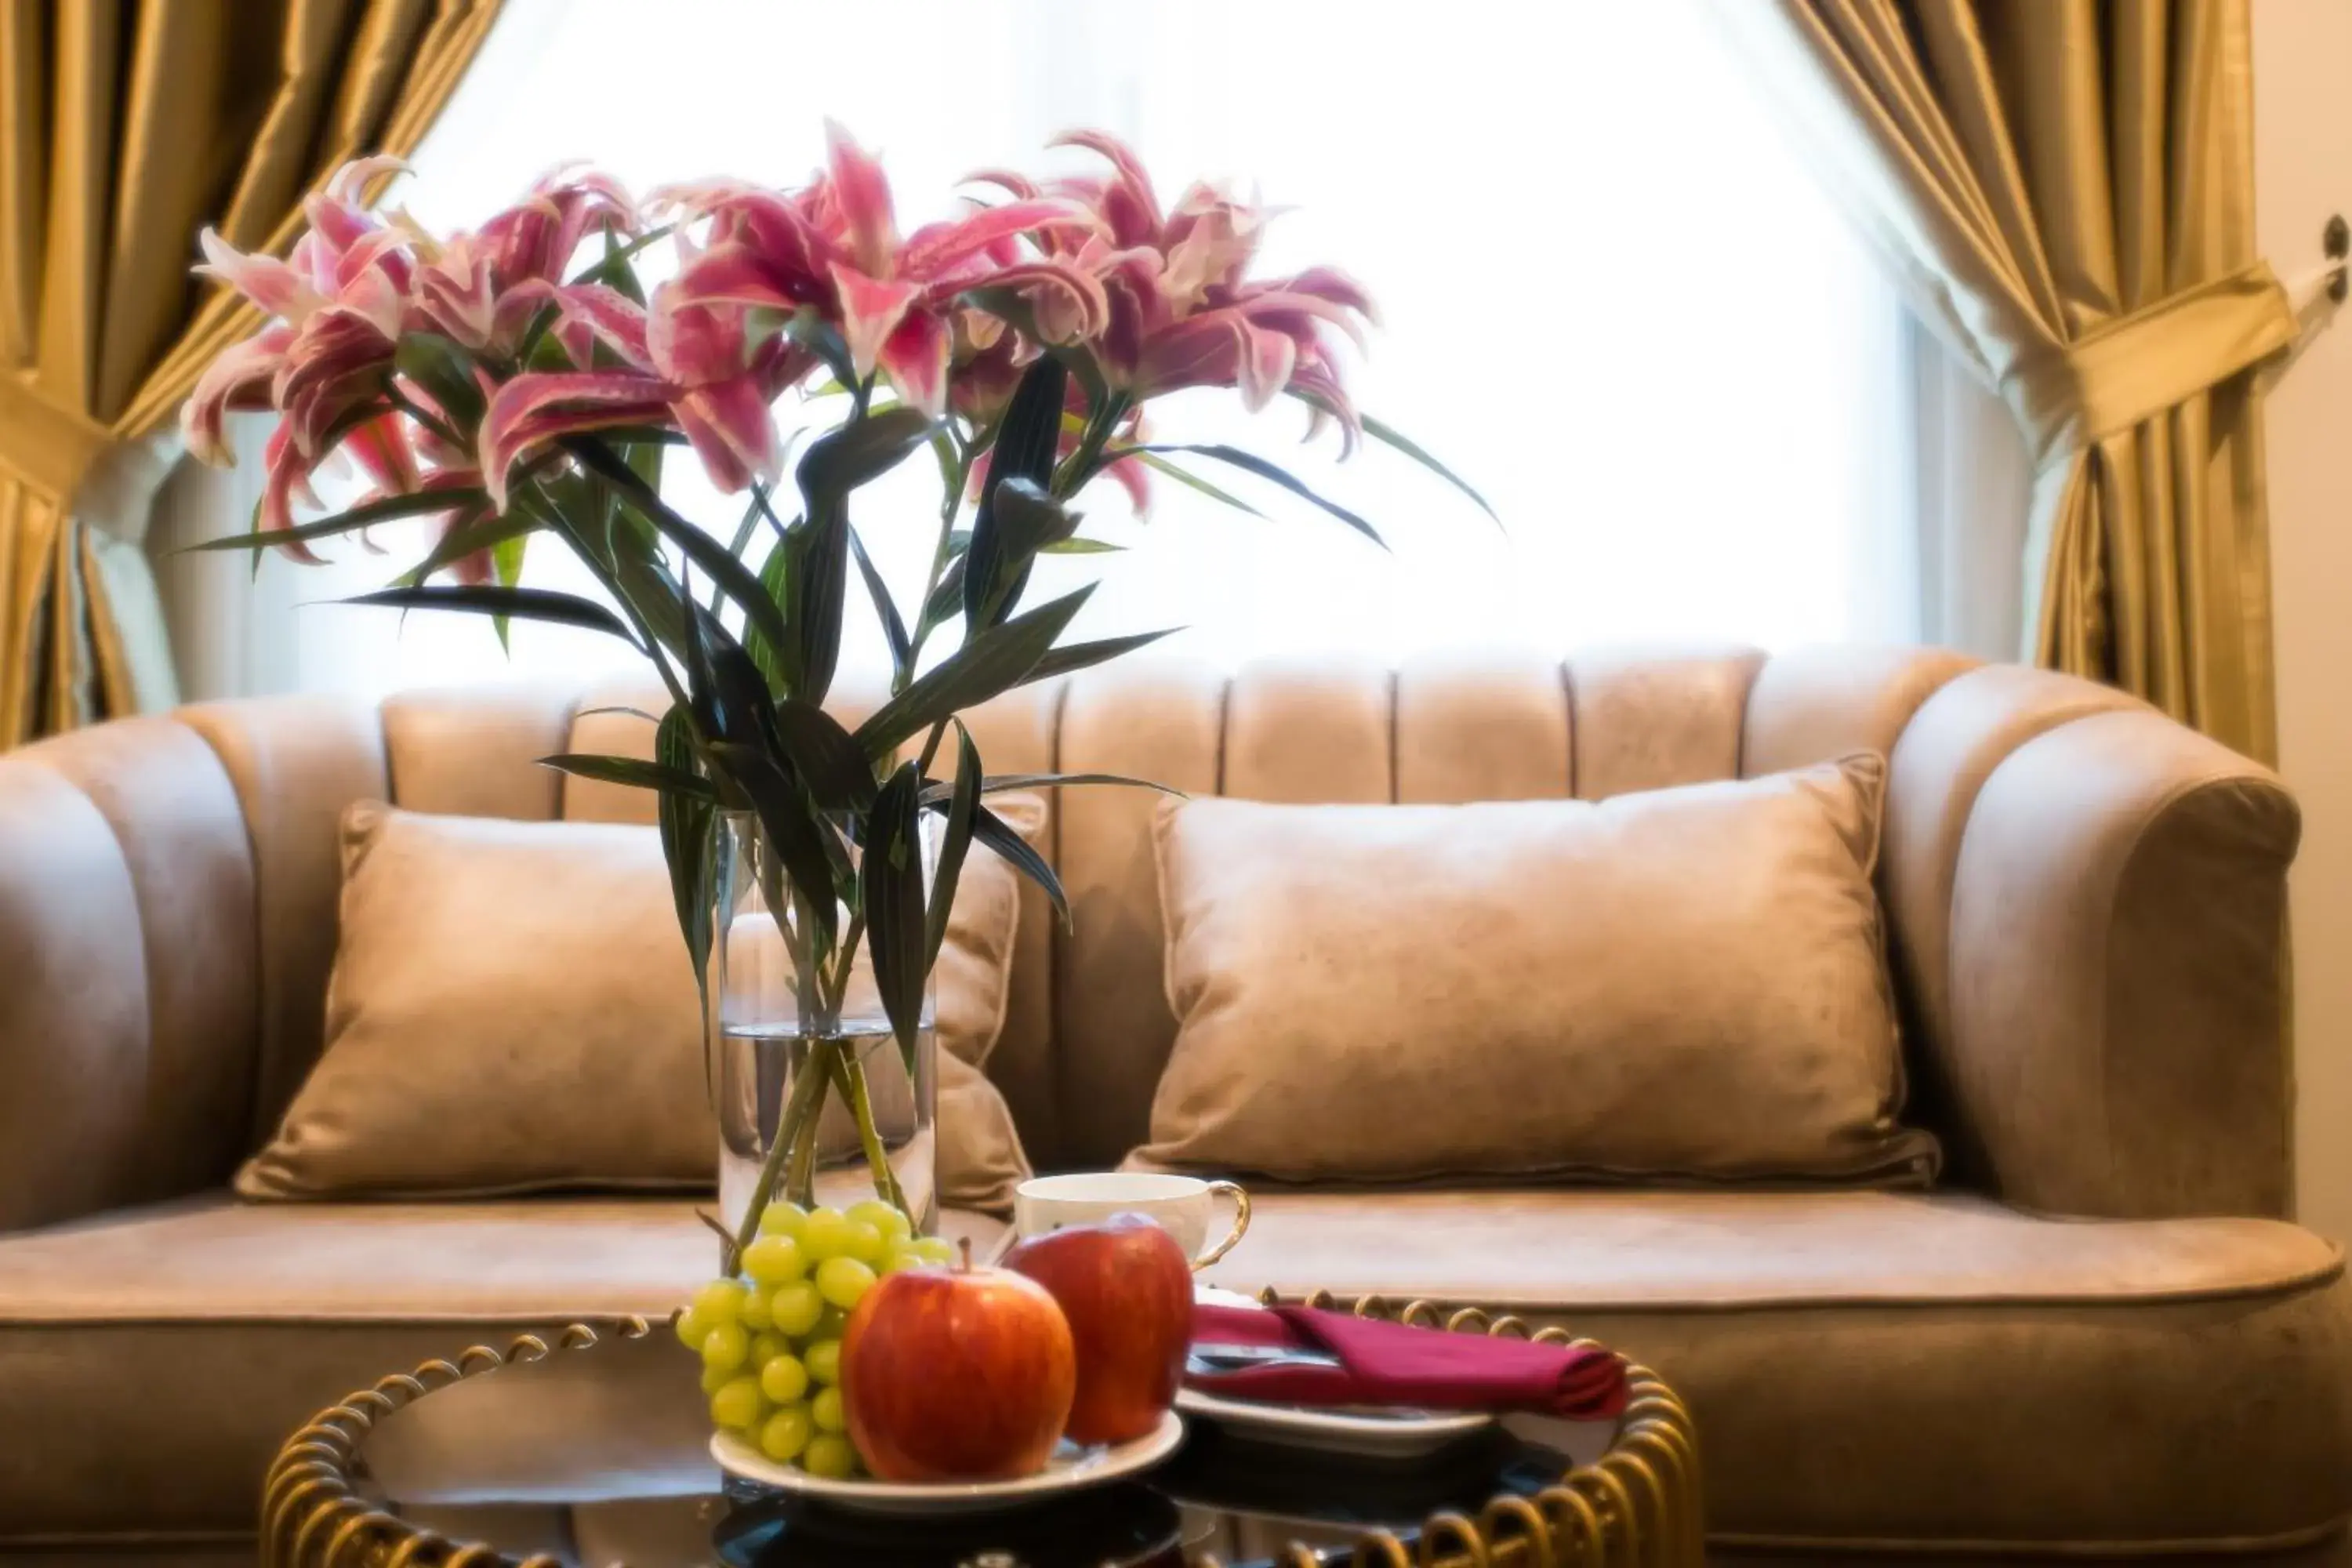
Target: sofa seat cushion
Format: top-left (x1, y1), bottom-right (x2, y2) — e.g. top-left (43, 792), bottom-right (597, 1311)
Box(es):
top-left (0, 1194), bottom-right (1007, 1541)
top-left (1203, 1189), bottom-right (2352, 1555)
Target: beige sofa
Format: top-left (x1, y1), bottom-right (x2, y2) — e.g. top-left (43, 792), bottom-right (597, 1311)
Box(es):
top-left (2, 645), bottom-right (2347, 1560)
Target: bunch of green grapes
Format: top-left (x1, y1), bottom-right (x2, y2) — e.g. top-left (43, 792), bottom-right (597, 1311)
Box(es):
top-left (675, 1198), bottom-right (956, 1476)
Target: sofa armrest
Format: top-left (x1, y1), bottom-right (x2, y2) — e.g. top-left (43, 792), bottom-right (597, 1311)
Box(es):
top-left (0, 719), bottom-right (263, 1232)
top-left (0, 697), bottom-right (389, 1235)
top-left (1944, 706), bottom-right (2298, 1218)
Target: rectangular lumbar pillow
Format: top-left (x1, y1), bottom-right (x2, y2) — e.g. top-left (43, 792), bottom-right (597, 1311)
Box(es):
top-left (238, 798), bottom-right (1041, 1209)
top-left (1137, 757), bottom-right (1937, 1185)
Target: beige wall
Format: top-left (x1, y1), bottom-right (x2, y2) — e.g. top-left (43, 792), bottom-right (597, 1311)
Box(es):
top-left (2255, 0), bottom-right (2352, 1244)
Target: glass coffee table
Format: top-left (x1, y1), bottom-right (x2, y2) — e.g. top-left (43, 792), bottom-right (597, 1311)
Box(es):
top-left (262, 1303), bottom-right (1699, 1568)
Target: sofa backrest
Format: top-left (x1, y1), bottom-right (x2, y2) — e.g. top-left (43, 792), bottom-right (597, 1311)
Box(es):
top-left (350, 644), bottom-right (1984, 1171)
top-left (16, 637), bottom-right (2307, 1235)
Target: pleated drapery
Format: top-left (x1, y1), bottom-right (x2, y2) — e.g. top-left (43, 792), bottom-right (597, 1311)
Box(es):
top-left (1719, 0), bottom-right (2292, 760)
top-left (0, 0), bottom-right (503, 746)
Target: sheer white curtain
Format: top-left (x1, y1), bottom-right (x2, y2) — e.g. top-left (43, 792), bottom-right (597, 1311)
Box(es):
top-left (249, 0), bottom-right (1920, 702)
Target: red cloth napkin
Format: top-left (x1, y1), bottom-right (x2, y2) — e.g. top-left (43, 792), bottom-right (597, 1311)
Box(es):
top-left (1189, 1302), bottom-right (1627, 1420)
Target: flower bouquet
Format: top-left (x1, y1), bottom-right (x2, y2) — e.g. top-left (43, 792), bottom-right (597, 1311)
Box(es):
top-left (181, 122), bottom-right (1483, 1483)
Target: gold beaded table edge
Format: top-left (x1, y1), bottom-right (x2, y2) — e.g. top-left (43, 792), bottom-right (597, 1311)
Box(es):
top-left (260, 1291), bottom-right (1704, 1568)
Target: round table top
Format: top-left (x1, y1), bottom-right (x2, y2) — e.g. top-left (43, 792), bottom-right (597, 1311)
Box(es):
top-left (263, 1314), bottom-right (1700, 1568)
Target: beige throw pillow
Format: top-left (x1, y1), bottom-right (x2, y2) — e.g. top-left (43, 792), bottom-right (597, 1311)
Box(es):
top-left (1137, 757), bottom-right (1938, 1185)
top-left (238, 799), bottom-right (1042, 1209)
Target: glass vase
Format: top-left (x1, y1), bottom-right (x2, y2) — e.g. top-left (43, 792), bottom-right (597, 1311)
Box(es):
top-left (710, 811), bottom-right (937, 1250)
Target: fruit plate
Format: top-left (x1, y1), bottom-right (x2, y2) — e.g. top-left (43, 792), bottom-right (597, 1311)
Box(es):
top-left (710, 1408), bottom-right (1186, 1515)
top-left (1171, 1386), bottom-right (1492, 1458)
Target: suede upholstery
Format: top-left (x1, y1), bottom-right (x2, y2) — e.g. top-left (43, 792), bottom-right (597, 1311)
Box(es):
top-left (1198, 1189), bottom-right (2350, 1552)
top-left (239, 805), bottom-right (717, 1197)
top-left (1140, 760), bottom-right (1936, 1184)
top-left (235, 799), bottom-right (1038, 1208)
top-left (0, 646), bottom-right (2342, 1557)
top-left (0, 1196), bottom-right (1010, 1539)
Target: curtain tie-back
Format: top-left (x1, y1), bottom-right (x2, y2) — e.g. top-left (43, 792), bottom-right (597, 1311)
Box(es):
top-left (0, 376), bottom-right (119, 504)
top-left (1999, 263), bottom-right (2296, 470)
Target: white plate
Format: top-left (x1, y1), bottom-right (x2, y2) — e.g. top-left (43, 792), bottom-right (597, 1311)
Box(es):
top-left (710, 1409), bottom-right (1185, 1515)
top-left (1185, 1283), bottom-right (1494, 1457)
top-left (1173, 1386), bottom-right (1492, 1458)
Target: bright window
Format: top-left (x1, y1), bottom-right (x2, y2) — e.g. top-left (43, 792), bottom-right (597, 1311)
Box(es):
top-left (273, 0), bottom-right (1911, 701)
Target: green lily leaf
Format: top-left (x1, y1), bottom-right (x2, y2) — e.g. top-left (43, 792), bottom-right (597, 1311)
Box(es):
top-left (399, 506), bottom-right (535, 586)
top-left (344, 583), bottom-right (639, 644)
top-left (393, 333), bottom-right (486, 431)
top-left (962, 799), bottom-right (1069, 928)
top-left (535, 752), bottom-right (716, 797)
top-left (564, 435), bottom-right (792, 666)
top-left (492, 531), bottom-right (527, 586)
top-left (621, 433), bottom-right (666, 520)
top-left (489, 525), bottom-right (529, 651)
top-left (744, 535), bottom-right (793, 695)
top-left (780, 509), bottom-right (844, 706)
top-left (849, 526), bottom-right (912, 680)
top-left (654, 704), bottom-right (720, 1100)
top-left (965, 356), bottom-right (1067, 629)
top-left (799, 405), bottom-right (938, 499)
top-left (1119, 443), bottom-right (1385, 548)
top-left (771, 695), bottom-right (878, 812)
top-left (862, 761), bottom-right (929, 1074)
top-left (714, 746), bottom-right (842, 951)
top-left (924, 721), bottom-right (982, 968)
top-left (920, 555), bottom-right (967, 634)
top-left (854, 583), bottom-right (1094, 759)
top-left (180, 487), bottom-right (483, 554)
top-left (710, 490), bottom-right (768, 615)
top-left (1128, 451), bottom-right (1268, 520)
top-left (785, 310), bottom-right (858, 390)
top-left (968, 478), bottom-right (1077, 630)
top-left (916, 769), bottom-right (1182, 807)
top-left (786, 408), bottom-right (935, 704)
top-left (1019, 627), bottom-right (1180, 686)
top-left (1362, 413), bottom-right (1497, 524)
top-left (523, 477), bottom-right (690, 660)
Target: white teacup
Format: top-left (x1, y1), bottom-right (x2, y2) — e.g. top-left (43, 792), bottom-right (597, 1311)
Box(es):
top-left (1013, 1172), bottom-right (1251, 1269)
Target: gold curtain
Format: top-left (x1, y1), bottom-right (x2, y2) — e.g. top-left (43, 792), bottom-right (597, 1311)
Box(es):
top-left (0, 0), bottom-right (504, 747)
top-left (1719, 0), bottom-right (2292, 761)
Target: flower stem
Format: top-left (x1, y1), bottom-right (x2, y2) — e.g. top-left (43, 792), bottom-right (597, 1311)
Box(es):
top-left (1054, 391), bottom-right (1131, 499)
top-left (730, 1036), bottom-right (833, 1262)
top-left (830, 1044), bottom-right (909, 1214)
top-left (901, 438), bottom-right (970, 685)
top-left (785, 1063), bottom-right (826, 1208)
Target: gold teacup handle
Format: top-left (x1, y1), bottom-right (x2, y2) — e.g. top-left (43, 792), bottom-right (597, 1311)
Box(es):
top-left (1193, 1180), bottom-right (1251, 1269)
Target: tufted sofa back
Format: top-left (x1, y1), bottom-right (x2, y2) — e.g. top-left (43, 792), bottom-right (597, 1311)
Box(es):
top-left (7, 639), bottom-right (2303, 1232)
top-left (363, 644), bottom-right (1987, 1171)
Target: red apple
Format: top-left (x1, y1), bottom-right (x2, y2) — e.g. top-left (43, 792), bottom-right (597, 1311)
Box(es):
top-left (1002, 1213), bottom-right (1192, 1445)
top-left (840, 1243), bottom-right (1076, 1482)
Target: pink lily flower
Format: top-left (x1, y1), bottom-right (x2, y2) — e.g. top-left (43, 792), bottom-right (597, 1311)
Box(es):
top-left (185, 158), bottom-right (645, 557)
top-left (479, 166), bottom-right (635, 288)
top-left (476, 281), bottom-right (811, 509)
top-left (183, 159), bottom-right (427, 557)
top-left (664, 122), bottom-right (1106, 416)
top-left (412, 168), bottom-right (636, 354)
top-left (1004, 132), bottom-right (1379, 451)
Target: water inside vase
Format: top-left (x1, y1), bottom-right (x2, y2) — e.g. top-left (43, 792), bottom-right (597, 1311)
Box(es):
top-left (714, 1019), bottom-right (938, 1243)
